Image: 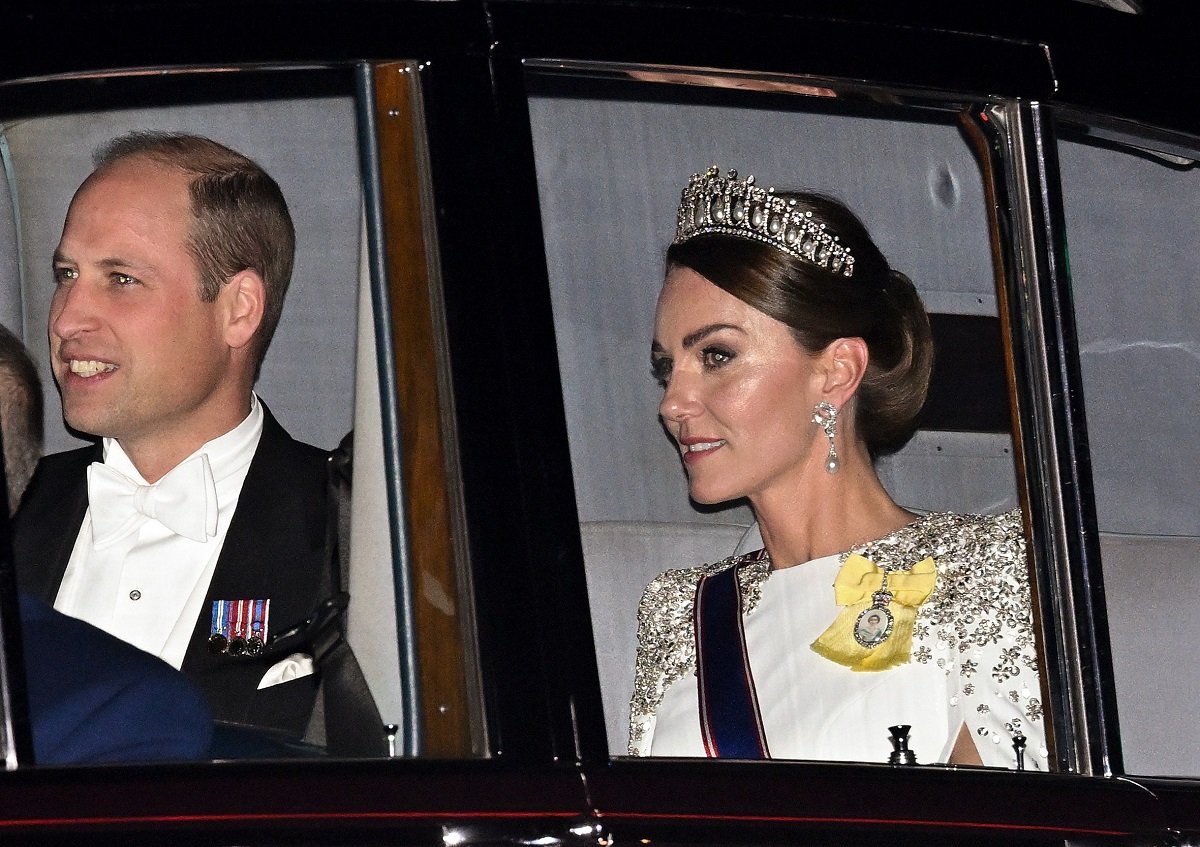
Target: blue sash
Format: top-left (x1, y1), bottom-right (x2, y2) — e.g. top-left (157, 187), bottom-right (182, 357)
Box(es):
top-left (694, 559), bottom-right (770, 758)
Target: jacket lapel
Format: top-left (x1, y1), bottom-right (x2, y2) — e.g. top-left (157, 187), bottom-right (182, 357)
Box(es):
top-left (180, 404), bottom-right (328, 680)
top-left (12, 445), bottom-right (99, 603)
top-left (15, 406), bottom-right (331, 734)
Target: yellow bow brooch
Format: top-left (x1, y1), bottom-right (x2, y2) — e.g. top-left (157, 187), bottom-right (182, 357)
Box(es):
top-left (810, 554), bottom-right (936, 672)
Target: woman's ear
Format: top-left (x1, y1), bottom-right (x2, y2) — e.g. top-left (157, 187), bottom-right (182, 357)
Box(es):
top-left (818, 337), bottom-right (869, 407)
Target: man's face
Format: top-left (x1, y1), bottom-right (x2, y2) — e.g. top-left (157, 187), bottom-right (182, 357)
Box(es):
top-left (50, 157), bottom-right (243, 466)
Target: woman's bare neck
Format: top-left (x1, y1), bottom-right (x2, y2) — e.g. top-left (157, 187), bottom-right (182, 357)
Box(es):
top-left (752, 457), bottom-right (915, 569)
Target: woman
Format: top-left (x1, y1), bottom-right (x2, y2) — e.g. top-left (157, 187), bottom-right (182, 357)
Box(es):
top-left (628, 167), bottom-right (1044, 769)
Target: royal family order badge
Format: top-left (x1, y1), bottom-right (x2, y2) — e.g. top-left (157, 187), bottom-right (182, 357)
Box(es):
top-left (853, 588), bottom-right (896, 648)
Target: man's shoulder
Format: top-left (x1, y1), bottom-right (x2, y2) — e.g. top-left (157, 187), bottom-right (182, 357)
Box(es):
top-left (32, 443), bottom-right (101, 476)
top-left (236, 404), bottom-right (331, 543)
top-left (13, 444), bottom-right (97, 530)
top-left (256, 402), bottom-right (330, 471)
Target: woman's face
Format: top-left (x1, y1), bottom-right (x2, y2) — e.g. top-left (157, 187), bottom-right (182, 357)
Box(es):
top-left (652, 266), bottom-right (825, 505)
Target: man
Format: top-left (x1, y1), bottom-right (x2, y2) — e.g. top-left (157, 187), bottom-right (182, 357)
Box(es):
top-left (2, 322), bottom-right (213, 764)
top-left (13, 133), bottom-right (378, 750)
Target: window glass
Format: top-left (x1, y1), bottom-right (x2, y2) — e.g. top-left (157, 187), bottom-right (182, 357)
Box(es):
top-left (4, 95), bottom-right (361, 454)
top-left (527, 68), bottom-right (1048, 769)
top-left (0, 65), bottom-right (480, 764)
top-left (1056, 120), bottom-right (1200, 778)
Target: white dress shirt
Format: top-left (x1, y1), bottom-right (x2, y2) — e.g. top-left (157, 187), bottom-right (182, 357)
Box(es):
top-left (55, 395), bottom-right (264, 670)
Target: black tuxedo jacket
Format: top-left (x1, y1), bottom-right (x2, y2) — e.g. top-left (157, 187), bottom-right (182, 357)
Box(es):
top-left (13, 405), bottom-right (329, 738)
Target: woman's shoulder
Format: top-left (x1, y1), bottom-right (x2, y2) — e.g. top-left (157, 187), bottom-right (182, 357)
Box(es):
top-left (927, 508), bottom-right (1024, 541)
top-left (638, 550), bottom-right (769, 613)
top-left (628, 550), bottom-right (770, 754)
top-left (890, 509), bottom-right (1029, 604)
top-left (638, 558), bottom-right (730, 606)
top-left (855, 509), bottom-right (1024, 570)
top-left (634, 552), bottom-right (770, 660)
top-left (915, 509), bottom-right (1026, 575)
top-left (912, 509), bottom-right (1035, 652)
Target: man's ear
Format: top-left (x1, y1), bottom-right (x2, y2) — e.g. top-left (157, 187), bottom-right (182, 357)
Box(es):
top-left (818, 337), bottom-right (869, 407)
top-left (221, 270), bottom-right (266, 351)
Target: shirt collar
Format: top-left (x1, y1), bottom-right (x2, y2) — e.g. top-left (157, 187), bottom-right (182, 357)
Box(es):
top-left (102, 393), bottom-right (265, 485)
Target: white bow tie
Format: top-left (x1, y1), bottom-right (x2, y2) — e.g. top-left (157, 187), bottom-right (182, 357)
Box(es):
top-left (87, 454), bottom-right (219, 548)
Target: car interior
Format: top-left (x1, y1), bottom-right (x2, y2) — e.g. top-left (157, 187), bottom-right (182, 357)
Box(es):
top-left (0, 63), bottom-right (1196, 781)
top-left (527, 75), bottom-right (1021, 757)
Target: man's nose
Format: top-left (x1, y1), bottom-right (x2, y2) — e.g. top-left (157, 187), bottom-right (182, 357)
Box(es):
top-left (50, 279), bottom-right (100, 340)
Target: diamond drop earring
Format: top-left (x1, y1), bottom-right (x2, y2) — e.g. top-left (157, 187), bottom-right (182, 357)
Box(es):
top-left (812, 401), bottom-right (839, 474)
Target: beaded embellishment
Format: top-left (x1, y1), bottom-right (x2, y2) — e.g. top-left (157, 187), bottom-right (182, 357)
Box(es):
top-left (627, 510), bottom-right (1043, 767)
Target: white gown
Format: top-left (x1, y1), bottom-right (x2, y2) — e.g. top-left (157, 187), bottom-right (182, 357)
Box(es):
top-left (628, 511), bottom-right (1047, 770)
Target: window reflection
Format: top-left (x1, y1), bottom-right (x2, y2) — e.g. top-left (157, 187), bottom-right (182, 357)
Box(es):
top-left (1058, 124), bottom-right (1200, 778)
top-left (0, 71), bottom-right (415, 763)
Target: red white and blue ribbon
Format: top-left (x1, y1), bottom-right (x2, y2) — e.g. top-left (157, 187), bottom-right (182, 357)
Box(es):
top-left (209, 598), bottom-right (270, 656)
top-left (694, 560), bottom-right (770, 759)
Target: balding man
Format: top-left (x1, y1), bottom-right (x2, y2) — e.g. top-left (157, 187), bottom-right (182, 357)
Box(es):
top-left (13, 133), bottom-right (380, 752)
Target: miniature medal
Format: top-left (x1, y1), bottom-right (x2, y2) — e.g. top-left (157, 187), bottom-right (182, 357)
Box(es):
top-left (246, 599), bottom-right (267, 656)
top-left (208, 598), bottom-right (271, 656)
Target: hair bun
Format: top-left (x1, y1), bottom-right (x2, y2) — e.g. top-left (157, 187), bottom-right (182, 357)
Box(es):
top-left (855, 269), bottom-right (933, 456)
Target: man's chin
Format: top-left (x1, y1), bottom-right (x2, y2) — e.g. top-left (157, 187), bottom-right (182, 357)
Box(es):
top-left (60, 409), bottom-right (111, 441)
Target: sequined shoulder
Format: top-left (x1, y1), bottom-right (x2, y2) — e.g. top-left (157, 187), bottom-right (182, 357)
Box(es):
top-left (888, 511), bottom-right (1034, 655)
top-left (627, 552), bottom-right (769, 754)
top-left (891, 511), bottom-right (1044, 764)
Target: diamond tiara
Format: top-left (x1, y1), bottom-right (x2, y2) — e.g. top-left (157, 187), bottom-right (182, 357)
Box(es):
top-left (673, 166), bottom-right (855, 277)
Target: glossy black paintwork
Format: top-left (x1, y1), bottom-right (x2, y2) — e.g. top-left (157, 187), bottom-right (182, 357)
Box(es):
top-left (589, 757), bottom-right (1167, 840)
top-left (0, 759), bottom-right (591, 843)
top-left (0, 0), bottom-right (1196, 843)
top-left (423, 47), bottom-right (609, 766)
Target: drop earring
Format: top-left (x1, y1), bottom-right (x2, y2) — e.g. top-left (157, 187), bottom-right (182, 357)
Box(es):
top-left (812, 401), bottom-right (839, 474)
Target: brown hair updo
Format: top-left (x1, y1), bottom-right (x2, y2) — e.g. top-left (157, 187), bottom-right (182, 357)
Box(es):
top-left (666, 191), bottom-right (933, 459)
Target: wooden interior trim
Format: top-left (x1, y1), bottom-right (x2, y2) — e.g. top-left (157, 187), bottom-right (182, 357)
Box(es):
top-left (372, 61), bottom-right (474, 757)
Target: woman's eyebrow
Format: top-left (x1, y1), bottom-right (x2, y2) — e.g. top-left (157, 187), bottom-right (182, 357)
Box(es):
top-left (682, 323), bottom-right (741, 349)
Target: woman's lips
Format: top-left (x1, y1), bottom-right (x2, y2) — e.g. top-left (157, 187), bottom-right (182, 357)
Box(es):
top-left (680, 438), bottom-right (726, 463)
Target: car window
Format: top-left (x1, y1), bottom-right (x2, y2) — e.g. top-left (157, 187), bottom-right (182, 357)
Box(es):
top-left (526, 66), bottom-right (1051, 770)
top-left (0, 62), bottom-right (483, 764)
top-left (1055, 114), bottom-right (1200, 778)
